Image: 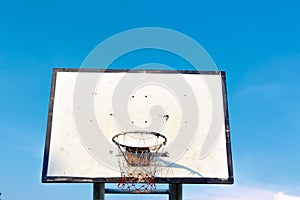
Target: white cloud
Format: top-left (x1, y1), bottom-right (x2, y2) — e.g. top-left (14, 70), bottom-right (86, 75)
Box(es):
top-left (184, 185), bottom-right (275, 200)
top-left (0, 124), bottom-right (44, 158)
top-left (184, 185), bottom-right (300, 200)
top-left (274, 192), bottom-right (300, 200)
top-left (233, 53), bottom-right (300, 99)
top-left (235, 82), bottom-right (284, 97)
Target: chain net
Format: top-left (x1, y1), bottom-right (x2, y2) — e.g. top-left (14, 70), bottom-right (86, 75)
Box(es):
top-left (112, 131), bottom-right (167, 193)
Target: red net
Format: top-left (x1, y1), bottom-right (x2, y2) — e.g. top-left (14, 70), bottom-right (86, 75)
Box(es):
top-left (118, 172), bottom-right (156, 193)
top-left (112, 131), bottom-right (167, 193)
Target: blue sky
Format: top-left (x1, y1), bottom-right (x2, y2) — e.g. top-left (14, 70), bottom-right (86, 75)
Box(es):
top-left (1, 0), bottom-right (300, 199)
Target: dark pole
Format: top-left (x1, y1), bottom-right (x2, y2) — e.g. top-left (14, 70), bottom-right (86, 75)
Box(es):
top-left (93, 183), bottom-right (105, 200)
top-left (169, 184), bottom-right (182, 200)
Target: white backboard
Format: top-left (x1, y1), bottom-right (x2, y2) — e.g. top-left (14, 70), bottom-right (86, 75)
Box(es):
top-left (42, 68), bottom-right (233, 184)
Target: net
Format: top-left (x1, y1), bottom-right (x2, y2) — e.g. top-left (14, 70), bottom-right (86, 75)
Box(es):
top-left (112, 131), bottom-right (167, 193)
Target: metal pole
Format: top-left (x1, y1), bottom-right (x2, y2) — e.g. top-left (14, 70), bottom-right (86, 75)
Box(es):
top-left (93, 183), bottom-right (105, 200)
top-left (169, 184), bottom-right (182, 200)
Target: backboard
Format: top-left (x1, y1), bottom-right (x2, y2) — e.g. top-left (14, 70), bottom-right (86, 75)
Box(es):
top-left (42, 68), bottom-right (233, 184)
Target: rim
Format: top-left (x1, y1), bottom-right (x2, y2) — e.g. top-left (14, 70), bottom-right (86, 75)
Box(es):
top-left (112, 131), bottom-right (167, 151)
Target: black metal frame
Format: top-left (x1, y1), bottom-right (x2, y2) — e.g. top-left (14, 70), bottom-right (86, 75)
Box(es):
top-left (42, 68), bottom-right (234, 184)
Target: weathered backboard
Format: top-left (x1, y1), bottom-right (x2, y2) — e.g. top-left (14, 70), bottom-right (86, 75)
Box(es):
top-left (42, 68), bottom-right (233, 184)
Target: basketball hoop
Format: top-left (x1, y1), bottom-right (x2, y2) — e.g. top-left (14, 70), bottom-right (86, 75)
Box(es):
top-left (112, 131), bottom-right (167, 193)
